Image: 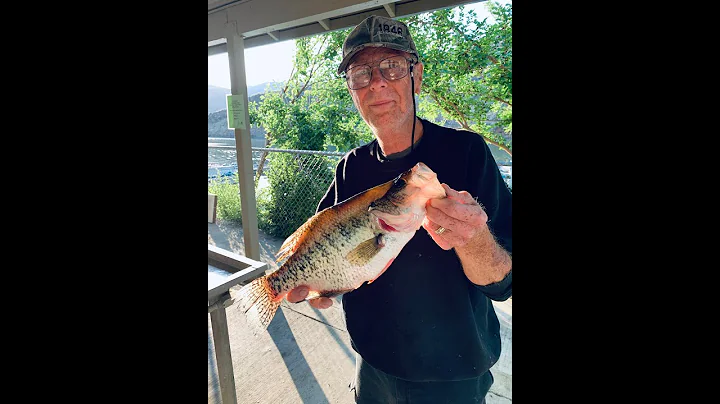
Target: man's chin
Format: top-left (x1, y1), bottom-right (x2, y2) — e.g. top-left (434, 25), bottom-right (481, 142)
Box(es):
top-left (366, 113), bottom-right (402, 131)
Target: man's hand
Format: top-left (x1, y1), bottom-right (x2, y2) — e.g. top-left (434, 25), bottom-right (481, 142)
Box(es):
top-left (423, 183), bottom-right (511, 286)
top-left (286, 285), bottom-right (334, 309)
top-left (422, 183), bottom-right (488, 250)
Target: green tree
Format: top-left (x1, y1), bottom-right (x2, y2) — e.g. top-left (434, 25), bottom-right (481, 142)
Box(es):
top-left (249, 31), bottom-right (372, 182)
top-left (404, 1), bottom-right (512, 155)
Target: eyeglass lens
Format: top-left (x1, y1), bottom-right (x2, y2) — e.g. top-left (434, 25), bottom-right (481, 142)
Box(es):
top-left (346, 56), bottom-right (410, 89)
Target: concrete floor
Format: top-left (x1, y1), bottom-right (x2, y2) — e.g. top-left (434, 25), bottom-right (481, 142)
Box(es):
top-left (208, 220), bottom-right (512, 403)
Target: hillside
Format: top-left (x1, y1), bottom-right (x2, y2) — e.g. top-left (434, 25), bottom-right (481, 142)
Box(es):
top-left (208, 85), bottom-right (230, 113)
top-left (208, 82), bottom-right (284, 113)
top-left (208, 110), bottom-right (266, 139)
top-left (208, 90), bottom-right (268, 138)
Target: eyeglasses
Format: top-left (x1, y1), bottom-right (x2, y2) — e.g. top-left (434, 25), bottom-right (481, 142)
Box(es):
top-left (343, 56), bottom-right (413, 90)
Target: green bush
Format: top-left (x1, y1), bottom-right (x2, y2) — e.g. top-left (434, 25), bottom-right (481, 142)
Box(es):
top-left (261, 153), bottom-right (334, 239)
top-left (208, 175), bottom-right (243, 224)
top-left (255, 185), bottom-right (272, 232)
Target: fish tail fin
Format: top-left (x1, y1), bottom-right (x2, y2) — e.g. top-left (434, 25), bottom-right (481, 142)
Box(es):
top-left (231, 276), bottom-right (281, 330)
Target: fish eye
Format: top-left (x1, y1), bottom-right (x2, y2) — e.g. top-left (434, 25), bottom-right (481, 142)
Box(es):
top-left (391, 177), bottom-right (408, 193)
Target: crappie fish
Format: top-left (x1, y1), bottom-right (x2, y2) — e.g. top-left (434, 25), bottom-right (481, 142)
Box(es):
top-left (233, 162), bottom-right (446, 329)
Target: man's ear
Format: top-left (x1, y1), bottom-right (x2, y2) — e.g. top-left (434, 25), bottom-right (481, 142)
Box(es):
top-left (413, 62), bottom-right (423, 94)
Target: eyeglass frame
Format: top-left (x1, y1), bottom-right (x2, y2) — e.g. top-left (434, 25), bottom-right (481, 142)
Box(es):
top-left (341, 55), bottom-right (415, 90)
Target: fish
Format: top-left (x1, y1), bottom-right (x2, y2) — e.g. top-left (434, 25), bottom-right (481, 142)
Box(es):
top-left (232, 162), bottom-right (446, 329)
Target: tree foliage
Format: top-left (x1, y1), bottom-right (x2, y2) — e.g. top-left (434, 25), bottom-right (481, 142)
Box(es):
top-left (249, 32), bottom-right (372, 154)
top-left (404, 1), bottom-right (512, 154)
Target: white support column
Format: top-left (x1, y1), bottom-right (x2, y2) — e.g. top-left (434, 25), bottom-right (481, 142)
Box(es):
top-left (226, 22), bottom-right (261, 261)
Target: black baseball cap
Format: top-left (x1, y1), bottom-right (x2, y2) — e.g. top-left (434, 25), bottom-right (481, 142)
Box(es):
top-left (337, 15), bottom-right (420, 75)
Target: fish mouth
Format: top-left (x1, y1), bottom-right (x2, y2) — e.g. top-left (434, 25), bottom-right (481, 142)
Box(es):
top-left (377, 218), bottom-right (397, 232)
top-left (367, 162), bottom-right (444, 233)
top-left (373, 212), bottom-right (422, 233)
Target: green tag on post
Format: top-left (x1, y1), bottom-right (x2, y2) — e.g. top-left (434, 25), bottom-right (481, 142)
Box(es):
top-left (226, 94), bottom-right (246, 129)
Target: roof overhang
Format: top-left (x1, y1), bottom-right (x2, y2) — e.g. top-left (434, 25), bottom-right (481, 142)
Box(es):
top-left (208, 0), bottom-right (483, 56)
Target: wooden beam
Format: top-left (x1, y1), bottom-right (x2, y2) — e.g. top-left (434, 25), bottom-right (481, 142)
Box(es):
top-left (267, 31), bottom-right (279, 41)
top-left (383, 3), bottom-right (396, 17)
top-left (318, 18), bottom-right (331, 30)
top-left (227, 0), bottom-right (397, 38)
top-left (225, 23), bottom-right (262, 261)
top-left (208, 42), bottom-right (227, 56)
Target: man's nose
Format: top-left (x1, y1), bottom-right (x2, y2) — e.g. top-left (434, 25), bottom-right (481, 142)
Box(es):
top-left (368, 66), bottom-right (388, 90)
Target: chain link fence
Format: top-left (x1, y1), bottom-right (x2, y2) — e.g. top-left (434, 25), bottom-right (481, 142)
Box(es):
top-left (252, 147), bottom-right (343, 239)
top-left (208, 139), bottom-right (344, 240)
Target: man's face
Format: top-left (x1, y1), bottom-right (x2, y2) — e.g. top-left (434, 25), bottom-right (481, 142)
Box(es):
top-left (345, 48), bottom-right (423, 132)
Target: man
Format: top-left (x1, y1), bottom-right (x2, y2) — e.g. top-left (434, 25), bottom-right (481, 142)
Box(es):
top-left (287, 15), bottom-right (512, 403)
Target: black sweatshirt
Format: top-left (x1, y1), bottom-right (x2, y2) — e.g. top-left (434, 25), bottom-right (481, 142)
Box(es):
top-left (316, 118), bottom-right (512, 382)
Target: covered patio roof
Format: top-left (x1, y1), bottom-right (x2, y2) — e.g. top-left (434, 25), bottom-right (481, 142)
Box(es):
top-left (208, 0), bottom-right (483, 55)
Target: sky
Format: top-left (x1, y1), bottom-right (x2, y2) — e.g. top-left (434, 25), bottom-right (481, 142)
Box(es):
top-left (208, 40), bottom-right (296, 89)
top-left (208, 0), bottom-right (510, 89)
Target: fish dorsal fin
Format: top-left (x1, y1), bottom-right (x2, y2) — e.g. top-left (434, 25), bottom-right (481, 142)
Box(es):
top-left (346, 234), bottom-right (384, 266)
top-left (275, 206), bottom-right (338, 263)
top-left (275, 216), bottom-right (318, 263)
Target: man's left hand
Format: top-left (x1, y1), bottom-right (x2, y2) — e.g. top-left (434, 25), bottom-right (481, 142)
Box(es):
top-left (422, 183), bottom-right (488, 250)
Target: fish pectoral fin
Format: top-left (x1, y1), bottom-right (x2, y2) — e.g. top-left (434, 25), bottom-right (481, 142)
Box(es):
top-left (346, 235), bottom-right (384, 266)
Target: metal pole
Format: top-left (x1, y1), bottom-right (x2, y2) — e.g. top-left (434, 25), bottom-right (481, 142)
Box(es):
top-left (226, 22), bottom-right (261, 261)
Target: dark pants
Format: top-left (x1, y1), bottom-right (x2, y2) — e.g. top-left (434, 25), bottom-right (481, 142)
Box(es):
top-left (350, 355), bottom-right (490, 404)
